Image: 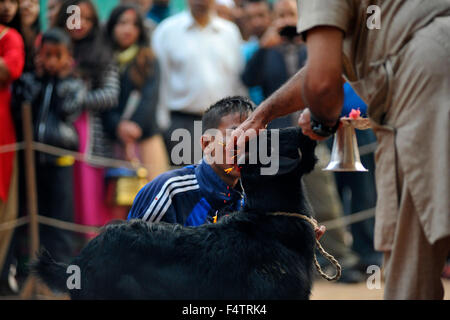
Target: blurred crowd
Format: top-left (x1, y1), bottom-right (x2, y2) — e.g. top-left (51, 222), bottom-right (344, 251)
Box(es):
top-left (0, 0), bottom-right (406, 296)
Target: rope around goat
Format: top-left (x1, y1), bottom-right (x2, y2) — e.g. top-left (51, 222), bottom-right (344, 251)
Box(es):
top-left (271, 212), bottom-right (342, 281)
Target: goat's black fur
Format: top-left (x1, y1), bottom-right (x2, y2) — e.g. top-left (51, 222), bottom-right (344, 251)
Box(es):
top-left (31, 127), bottom-right (318, 300)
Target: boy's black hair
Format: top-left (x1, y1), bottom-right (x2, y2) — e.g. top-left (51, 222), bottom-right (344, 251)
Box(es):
top-left (40, 28), bottom-right (73, 53)
top-left (202, 96), bottom-right (255, 133)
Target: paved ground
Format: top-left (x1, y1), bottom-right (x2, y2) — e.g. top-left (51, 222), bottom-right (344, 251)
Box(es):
top-left (311, 278), bottom-right (450, 300)
top-left (1, 279), bottom-right (449, 300)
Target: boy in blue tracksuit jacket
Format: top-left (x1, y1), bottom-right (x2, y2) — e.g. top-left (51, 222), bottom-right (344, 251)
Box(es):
top-left (128, 96), bottom-right (254, 226)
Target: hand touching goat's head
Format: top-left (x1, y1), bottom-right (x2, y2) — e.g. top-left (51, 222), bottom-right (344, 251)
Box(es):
top-left (238, 127), bottom-right (317, 214)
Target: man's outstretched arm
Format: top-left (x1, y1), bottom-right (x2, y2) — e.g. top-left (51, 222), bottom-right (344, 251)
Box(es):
top-left (228, 26), bottom-right (344, 151)
top-left (302, 26), bottom-right (344, 125)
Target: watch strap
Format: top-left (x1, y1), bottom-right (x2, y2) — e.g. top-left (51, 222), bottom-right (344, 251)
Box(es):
top-left (310, 112), bottom-right (340, 137)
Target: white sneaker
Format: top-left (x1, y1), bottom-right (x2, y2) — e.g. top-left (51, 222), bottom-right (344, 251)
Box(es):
top-left (8, 264), bottom-right (19, 294)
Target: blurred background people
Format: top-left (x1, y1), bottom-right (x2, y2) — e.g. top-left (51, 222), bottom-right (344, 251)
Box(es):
top-left (18, 0), bottom-right (40, 73)
top-left (10, 0), bottom-right (40, 173)
top-left (0, 19), bottom-right (24, 295)
top-left (242, 0), bottom-right (272, 52)
top-left (103, 4), bottom-right (169, 219)
top-left (0, 0), bottom-right (21, 32)
top-left (152, 0), bottom-right (246, 165)
top-left (243, 0), bottom-right (305, 127)
top-left (46, 0), bottom-right (63, 28)
top-left (241, 0), bottom-right (272, 105)
top-left (55, 0), bottom-right (120, 235)
top-left (0, 0), bottom-right (25, 296)
top-left (120, 0), bottom-right (153, 13)
top-left (231, 0), bottom-right (250, 41)
top-left (119, 0), bottom-right (157, 33)
top-left (147, 0), bottom-right (171, 24)
top-left (214, 0), bottom-right (234, 21)
top-left (13, 28), bottom-right (85, 263)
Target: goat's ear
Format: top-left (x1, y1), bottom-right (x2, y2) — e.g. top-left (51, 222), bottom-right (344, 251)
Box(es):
top-left (297, 131), bottom-right (318, 174)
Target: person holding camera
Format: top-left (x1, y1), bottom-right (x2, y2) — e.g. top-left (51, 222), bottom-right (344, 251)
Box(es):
top-left (242, 0), bottom-right (306, 129)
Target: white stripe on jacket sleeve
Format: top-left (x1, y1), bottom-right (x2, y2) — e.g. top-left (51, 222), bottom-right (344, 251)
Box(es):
top-left (153, 184), bottom-right (201, 223)
top-left (142, 174), bottom-right (196, 222)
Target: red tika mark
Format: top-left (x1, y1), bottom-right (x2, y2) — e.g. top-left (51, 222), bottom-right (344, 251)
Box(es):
top-left (349, 108), bottom-right (361, 119)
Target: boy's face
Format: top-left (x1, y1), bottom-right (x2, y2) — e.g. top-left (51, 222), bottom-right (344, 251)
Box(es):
top-left (39, 42), bottom-right (72, 77)
top-left (202, 111), bottom-right (251, 179)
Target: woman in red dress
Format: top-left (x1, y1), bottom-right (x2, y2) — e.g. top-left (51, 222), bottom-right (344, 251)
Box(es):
top-left (0, 20), bottom-right (25, 292)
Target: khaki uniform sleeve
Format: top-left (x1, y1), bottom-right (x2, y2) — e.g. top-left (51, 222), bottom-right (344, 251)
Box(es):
top-left (297, 0), bottom-right (353, 35)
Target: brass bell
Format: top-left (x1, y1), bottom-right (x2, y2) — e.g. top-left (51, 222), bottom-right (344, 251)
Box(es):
top-left (323, 119), bottom-right (368, 172)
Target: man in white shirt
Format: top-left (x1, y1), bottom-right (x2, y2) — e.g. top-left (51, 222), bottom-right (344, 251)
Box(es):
top-left (152, 0), bottom-right (247, 165)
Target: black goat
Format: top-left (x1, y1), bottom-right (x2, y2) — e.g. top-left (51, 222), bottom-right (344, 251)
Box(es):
top-left (32, 127), bottom-right (318, 299)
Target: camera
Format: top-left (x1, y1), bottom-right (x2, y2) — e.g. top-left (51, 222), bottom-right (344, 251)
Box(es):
top-left (279, 25), bottom-right (299, 40)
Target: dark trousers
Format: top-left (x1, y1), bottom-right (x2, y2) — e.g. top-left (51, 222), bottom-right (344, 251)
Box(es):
top-left (36, 161), bottom-right (75, 263)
